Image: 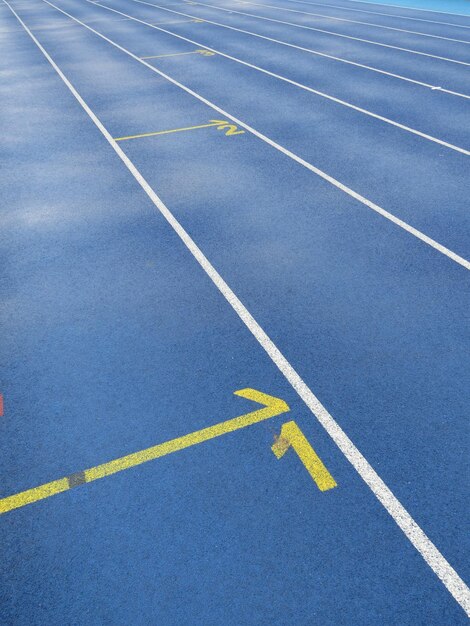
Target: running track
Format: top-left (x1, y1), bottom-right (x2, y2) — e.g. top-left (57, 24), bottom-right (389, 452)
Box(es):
top-left (0, 0), bottom-right (469, 622)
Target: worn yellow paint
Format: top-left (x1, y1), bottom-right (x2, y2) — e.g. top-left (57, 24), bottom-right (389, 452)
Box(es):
top-left (0, 389), bottom-right (289, 515)
top-left (141, 48), bottom-right (213, 60)
top-left (149, 19), bottom-right (204, 26)
top-left (272, 421), bottom-right (337, 491)
top-left (141, 50), bottom-right (198, 59)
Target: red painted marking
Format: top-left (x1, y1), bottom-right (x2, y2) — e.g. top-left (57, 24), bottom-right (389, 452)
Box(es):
top-left (0, 394), bottom-right (3, 417)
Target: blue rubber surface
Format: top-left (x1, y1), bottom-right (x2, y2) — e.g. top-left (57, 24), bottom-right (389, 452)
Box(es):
top-left (0, 0), bottom-right (469, 623)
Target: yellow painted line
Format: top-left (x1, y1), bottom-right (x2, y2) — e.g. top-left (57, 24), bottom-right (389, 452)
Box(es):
top-left (150, 18), bottom-right (204, 25)
top-left (141, 50), bottom-right (199, 59)
top-left (114, 122), bottom-right (219, 141)
top-left (114, 117), bottom-right (244, 142)
top-left (0, 389), bottom-right (289, 515)
top-left (141, 48), bottom-right (213, 60)
top-left (272, 420), bottom-right (337, 491)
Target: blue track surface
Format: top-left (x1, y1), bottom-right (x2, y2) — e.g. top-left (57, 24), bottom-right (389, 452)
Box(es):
top-left (1, 0), bottom-right (469, 623)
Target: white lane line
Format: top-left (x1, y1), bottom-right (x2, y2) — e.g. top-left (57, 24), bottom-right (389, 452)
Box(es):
top-left (274, 0), bottom-right (470, 29)
top-left (168, 0), bottom-right (470, 66)
top-left (165, 0), bottom-right (469, 99)
top-left (5, 1), bottom-right (470, 615)
top-left (340, 0), bottom-right (470, 20)
top-left (80, 0), bottom-right (470, 154)
top-left (32, 0), bottom-right (470, 268)
top-left (234, 0), bottom-right (470, 44)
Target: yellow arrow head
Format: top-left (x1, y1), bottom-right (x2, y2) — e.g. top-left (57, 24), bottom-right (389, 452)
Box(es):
top-left (234, 388), bottom-right (290, 416)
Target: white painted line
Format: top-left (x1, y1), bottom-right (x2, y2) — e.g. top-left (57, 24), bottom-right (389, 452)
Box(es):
top-left (187, 0), bottom-right (470, 68)
top-left (5, 1), bottom-right (470, 615)
top-left (154, 0), bottom-right (469, 99)
top-left (340, 0), bottom-right (470, 20)
top-left (236, 0), bottom-right (470, 44)
top-left (34, 0), bottom-right (470, 268)
top-left (276, 0), bottom-right (470, 30)
top-left (82, 0), bottom-right (470, 154)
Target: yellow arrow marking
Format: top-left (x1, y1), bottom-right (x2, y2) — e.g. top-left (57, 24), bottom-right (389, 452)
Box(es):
top-left (0, 389), bottom-right (289, 515)
top-left (114, 118), bottom-right (243, 142)
top-left (272, 421), bottom-right (337, 491)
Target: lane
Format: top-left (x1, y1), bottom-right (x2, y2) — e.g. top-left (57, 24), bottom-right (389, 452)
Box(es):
top-left (218, 0), bottom-right (470, 62)
top-left (2, 5), bottom-right (455, 624)
top-left (6, 0), bottom-right (470, 610)
top-left (269, 0), bottom-right (470, 28)
top-left (233, 0), bottom-right (470, 44)
top-left (248, 0), bottom-right (470, 39)
top-left (47, 0), bottom-right (470, 261)
top-left (328, 0), bottom-right (470, 19)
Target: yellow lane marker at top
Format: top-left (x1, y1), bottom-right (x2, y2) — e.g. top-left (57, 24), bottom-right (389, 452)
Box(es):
top-left (272, 420), bottom-right (337, 491)
top-left (0, 389), bottom-right (289, 515)
top-left (114, 119), bottom-right (244, 141)
top-left (141, 48), bottom-right (214, 59)
top-left (150, 18), bottom-right (205, 25)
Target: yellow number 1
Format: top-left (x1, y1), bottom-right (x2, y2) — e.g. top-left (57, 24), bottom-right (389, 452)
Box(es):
top-left (272, 421), bottom-right (337, 492)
